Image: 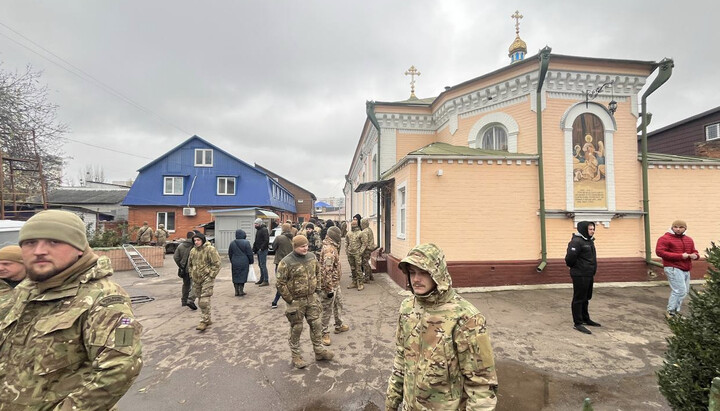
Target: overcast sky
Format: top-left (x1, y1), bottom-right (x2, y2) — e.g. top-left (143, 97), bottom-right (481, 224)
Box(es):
top-left (1, 1), bottom-right (717, 198)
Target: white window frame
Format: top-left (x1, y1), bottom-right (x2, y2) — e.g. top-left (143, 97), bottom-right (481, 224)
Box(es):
top-left (163, 176), bottom-right (183, 195)
top-left (157, 211), bottom-right (176, 232)
top-left (217, 177), bottom-right (236, 195)
top-left (194, 149), bottom-right (213, 167)
top-left (706, 123), bottom-right (720, 141)
top-left (396, 182), bottom-right (407, 239)
top-left (480, 125), bottom-right (508, 151)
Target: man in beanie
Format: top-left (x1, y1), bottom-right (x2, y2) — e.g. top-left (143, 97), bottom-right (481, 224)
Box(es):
top-left (319, 226), bottom-right (349, 346)
top-left (345, 219), bottom-right (365, 290)
top-left (276, 235), bottom-right (334, 369)
top-left (656, 219), bottom-right (699, 319)
top-left (386, 244), bottom-right (497, 410)
top-left (187, 232), bottom-right (221, 331)
top-left (271, 223), bottom-right (294, 308)
top-left (155, 223), bottom-right (169, 247)
top-left (304, 222), bottom-right (322, 259)
top-left (252, 218), bottom-right (270, 286)
top-left (564, 221), bottom-right (601, 334)
top-left (0, 245), bottom-right (26, 303)
top-left (138, 221), bottom-right (153, 245)
top-left (173, 231), bottom-right (198, 310)
top-left (360, 218), bottom-right (376, 282)
top-left (0, 210), bottom-right (143, 409)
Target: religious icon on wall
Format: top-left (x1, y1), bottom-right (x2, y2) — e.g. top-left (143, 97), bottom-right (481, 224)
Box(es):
top-left (571, 113), bottom-right (607, 209)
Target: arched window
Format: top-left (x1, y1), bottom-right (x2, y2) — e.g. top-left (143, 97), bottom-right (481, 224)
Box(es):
top-left (480, 125), bottom-right (508, 151)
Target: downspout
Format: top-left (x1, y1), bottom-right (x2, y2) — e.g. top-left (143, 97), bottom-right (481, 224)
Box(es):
top-left (366, 101), bottom-right (382, 249)
top-left (345, 175), bottom-right (353, 222)
top-left (416, 156), bottom-right (422, 245)
top-left (536, 46), bottom-right (552, 272)
top-left (640, 58), bottom-right (674, 268)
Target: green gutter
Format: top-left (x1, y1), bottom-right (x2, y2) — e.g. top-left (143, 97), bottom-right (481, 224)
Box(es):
top-left (640, 58), bottom-right (674, 268)
top-left (536, 46), bottom-right (551, 272)
top-left (366, 101), bottom-right (382, 249)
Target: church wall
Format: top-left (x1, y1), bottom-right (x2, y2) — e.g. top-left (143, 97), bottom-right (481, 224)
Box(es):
top-left (387, 163), bottom-right (415, 260)
top-left (395, 132), bottom-right (436, 162)
top-left (648, 166), bottom-right (720, 255)
top-left (608, 102), bottom-right (644, 210)
top-left (452, 103), bottom-right (533, 150)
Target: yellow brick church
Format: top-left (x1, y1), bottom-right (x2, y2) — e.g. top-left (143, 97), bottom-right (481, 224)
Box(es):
top-left (344, 14), bottom-right (720, 287)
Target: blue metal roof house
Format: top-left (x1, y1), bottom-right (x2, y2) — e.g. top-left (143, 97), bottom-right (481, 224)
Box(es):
top-left (122, 135), bottom-right (296, 238)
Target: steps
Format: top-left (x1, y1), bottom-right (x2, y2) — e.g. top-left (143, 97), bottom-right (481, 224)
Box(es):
top-left (122, 244), bottom-right (159, 278)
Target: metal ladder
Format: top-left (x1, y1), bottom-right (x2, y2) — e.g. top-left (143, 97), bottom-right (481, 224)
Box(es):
top-left (122, 244), bottom-right (160, 278)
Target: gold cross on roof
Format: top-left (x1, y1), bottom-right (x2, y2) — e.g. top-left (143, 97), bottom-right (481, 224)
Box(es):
top-left (511, 10), bottom-right (523, 35)
top-left (404, 65), bottom-right (421, 99)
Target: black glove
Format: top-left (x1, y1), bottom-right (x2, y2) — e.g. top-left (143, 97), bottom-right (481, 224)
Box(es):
top-left (327, 292), bottom-right (334, 298)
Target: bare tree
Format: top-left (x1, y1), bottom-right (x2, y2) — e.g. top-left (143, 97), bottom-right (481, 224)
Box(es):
top-left (76, 164), bottom-right (106, 185)
top-left (0, 64), bottom-right (67, 202)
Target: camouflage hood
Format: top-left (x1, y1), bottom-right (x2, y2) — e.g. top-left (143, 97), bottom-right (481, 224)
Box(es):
top-left (398, 243), bottom-right (453, 304)
top-left (360, 218), bottom-right (370, 230)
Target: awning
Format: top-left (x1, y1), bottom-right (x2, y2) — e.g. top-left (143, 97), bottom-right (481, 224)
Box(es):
top-left (354, 178), bottom-right (394, 193)
top-left (256, 209), bottom-right (280, 219)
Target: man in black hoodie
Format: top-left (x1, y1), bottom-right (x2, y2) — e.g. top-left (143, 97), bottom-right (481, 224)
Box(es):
top-left (564, 221), bottom-right (601, 334)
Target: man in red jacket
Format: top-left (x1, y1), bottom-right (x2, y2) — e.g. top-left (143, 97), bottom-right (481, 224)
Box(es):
top-left (655, 219), bottom-right (699, 319)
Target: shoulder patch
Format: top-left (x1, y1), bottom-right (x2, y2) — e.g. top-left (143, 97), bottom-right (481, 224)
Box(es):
top-left (98, 295), bottom-right (128, 307)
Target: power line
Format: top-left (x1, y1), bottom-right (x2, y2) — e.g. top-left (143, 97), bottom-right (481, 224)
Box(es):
top-left (0, 20), bottom-right (192, 136)
top-left (62, 137), bottom-right (153, 160)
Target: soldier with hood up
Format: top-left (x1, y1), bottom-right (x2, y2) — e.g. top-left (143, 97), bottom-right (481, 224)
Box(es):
top-left (564, 221), bottom-right (601, 334)
top-left (187, 232), bottom-right (221, 331)
top-left (386, 244), bottom-right (498, 410)
top-left (319, 226), bottom-right (349, 346)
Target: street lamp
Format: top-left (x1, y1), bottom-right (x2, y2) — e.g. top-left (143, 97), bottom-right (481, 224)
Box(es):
top-left (585, 79), bottom-right (617, 115)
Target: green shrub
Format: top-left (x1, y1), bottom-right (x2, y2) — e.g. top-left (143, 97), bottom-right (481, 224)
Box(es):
top-left (86, 222), bottom-right (132, 248)
top-left (658, 242), bottom-right (720, 410)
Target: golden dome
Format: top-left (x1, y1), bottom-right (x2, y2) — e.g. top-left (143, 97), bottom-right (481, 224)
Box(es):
top-left (508, 35), bottom-right (527, 56)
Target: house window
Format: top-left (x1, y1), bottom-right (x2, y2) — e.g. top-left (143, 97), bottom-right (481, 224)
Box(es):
top-left (706, 123), bottom-right (720, 141)
top-left (217, 177), bottom-right (236, 195)
top-left (157, 211), bottom-right (175, 232)
top-left (480, 125), bottom-right (508, 151)
top-left (194, 149), bottom-right (213, 167)
top-left (396, 183), bottom-right (406, 239)
top-left (164, 176), bottom-right (183, 195)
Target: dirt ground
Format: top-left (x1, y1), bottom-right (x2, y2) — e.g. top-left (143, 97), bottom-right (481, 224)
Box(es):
top-left (115, 249), bottom-right (680, 410)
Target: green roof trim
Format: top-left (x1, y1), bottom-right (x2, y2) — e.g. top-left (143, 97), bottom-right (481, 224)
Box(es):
top-left (408, 142), bottom-right (535, 157)
top-left (642, 152), bottom-right (720, 164)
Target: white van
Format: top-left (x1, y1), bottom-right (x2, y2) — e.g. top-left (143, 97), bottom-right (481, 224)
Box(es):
top-left (0, 220), bottom-right (25, 247)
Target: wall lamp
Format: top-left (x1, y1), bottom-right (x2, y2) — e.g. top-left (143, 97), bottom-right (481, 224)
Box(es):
top-left (436, 169), bottom-right (443, 176)
top-left (585, 79), bottom-right (617, 116)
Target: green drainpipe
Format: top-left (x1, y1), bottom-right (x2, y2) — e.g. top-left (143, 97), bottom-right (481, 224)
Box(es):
top-left (366, 101), bottom-right (382, 249)
top-left (536, 46), bottom-right (552, 272)
top-left (640, 58), bottom-right (674, 268)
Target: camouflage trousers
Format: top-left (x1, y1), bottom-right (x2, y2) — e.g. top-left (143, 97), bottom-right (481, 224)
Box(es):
top-left (191, 275), bottom-right (215, 324)
top-left (285, 295), bottom-right (324, 358)
top-left (347, 253), bottom-right (363, 285)
top-left (361, 250), bottom-right (373, 280)
top-left (320, 286), bottom-right (344, 334)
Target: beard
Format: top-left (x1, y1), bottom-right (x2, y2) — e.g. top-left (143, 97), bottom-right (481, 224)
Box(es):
top-left (27, 260), bottom-right (77, 282)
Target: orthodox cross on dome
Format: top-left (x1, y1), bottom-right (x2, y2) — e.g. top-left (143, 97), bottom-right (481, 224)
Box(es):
top-left (404, 65), bottom-right (421, 99)
top-left (511, 10), bottom-right (523, 35)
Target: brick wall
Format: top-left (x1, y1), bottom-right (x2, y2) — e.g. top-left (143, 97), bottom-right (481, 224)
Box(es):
top-left (94, 246), bottom-right (165, 272)
top-left (695, 140), bottom-right (720, 158)
top-left (128, 206), bottom-right (216, 241)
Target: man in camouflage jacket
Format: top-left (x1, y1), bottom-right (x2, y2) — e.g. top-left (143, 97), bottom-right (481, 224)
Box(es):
top-left (187, 232), bottom-right (221, 331)
top-left (318, 227), bottom-right (349, 346)
top-left (345, 220), bottom-right (365, 290)
top-left (386, 243), bottom-right (498, 410)
top-left (173, 231), bottom-right (197, 310)
top-left (0, 210), bottom-right (143, 410)
top-left (304, 223), bottom-right (323, 259)
top-left (137, 221), bottom-right (153, 245)
top-left (155, 224), bottom-right (169, 247)
top-left (276, 235), bottom-right (334, 369)
top-left (360, 218), bottom-right (375, 282)
top-left (0, 245), bottom-right (26, 308)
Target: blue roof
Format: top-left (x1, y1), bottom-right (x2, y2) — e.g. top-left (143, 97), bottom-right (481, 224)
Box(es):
top-left (122, 135), bottom-right (296, 212)
top-left (314, 201), bottom-right (331, 207)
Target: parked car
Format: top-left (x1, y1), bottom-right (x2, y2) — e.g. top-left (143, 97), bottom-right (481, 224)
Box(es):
top-left (268, 226), bottom-right (283, 254)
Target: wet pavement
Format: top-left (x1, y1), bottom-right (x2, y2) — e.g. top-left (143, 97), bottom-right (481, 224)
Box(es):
top-left (115, 251), bottom-right (679, 410)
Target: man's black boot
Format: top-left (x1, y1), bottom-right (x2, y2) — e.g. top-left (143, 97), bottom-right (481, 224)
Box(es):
top-left (584, 319), bottom-right (602, 327)
top-left (574, 324), bottom-right (592, 334)
top-left (187, 301), bottom-right (198, 310)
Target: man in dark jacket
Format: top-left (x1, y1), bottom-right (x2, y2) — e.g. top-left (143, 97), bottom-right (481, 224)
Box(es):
top-left (655, 219), bottom-right (699, 319)
top-left (565, 221), bottom-right (601, 334)
top-left (253, 218), bottom-right (270, 286)
top-left (173, 231), bottom-right (197, 310)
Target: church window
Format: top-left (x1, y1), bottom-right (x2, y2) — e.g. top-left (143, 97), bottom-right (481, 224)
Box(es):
top-left (480, 125), bottom-right (508, 151)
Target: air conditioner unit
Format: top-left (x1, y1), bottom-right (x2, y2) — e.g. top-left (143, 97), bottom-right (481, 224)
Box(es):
top-left (183, 207), bottom-right (196, 216)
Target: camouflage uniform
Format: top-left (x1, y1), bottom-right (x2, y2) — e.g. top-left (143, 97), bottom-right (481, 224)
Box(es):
top-left (345, 221), bottom-right (365, 287)
top-left (138, 224), bottom-right (154, 245)
top-left (0, 254), bottom-right (143, 410)
top-left (155, 225), bottom-right (169, 247)
top-left (0, 280), bottom-right (12, 307)
top-left (319, 235), bottom-right (345, 335)
top-left (307, 231), bottom-right (322, 259)
top-left (386, 244), bottom-right (498, 410)
top-left (360, 218), bottom-right (375, 281)
top-left (188, 239), bottom-right (221, 326)
top-left (276, 251), bottom-right (332, 366)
